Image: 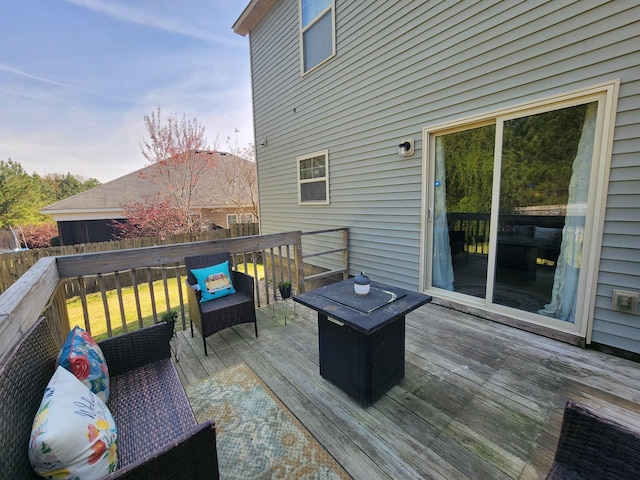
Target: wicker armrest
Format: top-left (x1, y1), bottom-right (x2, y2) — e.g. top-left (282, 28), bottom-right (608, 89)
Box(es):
top-left (106, 420), bottom-right (219, 479)
top-left (98, 322), bottom-right (174, 377)
top-left (185, 279), bottom-right (202, 301)
top-left (232, 270), bottom-right (254, 299)
top-left (546, 401), bottom-right (640, 479)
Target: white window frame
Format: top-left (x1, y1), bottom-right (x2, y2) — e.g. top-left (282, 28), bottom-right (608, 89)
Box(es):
top-left (299, 0), bottom-right (336, 75)
top-left (298, 149), bottom-right (330, 205)
top-left (226, 213), bottom-right (255, 227)
top-left (240, 213), bottom-right (255, 223)
top-left (419, 80), bottom-right (619, 341)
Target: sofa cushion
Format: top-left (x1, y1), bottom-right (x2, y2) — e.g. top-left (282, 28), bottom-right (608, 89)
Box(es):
top-left (28, 366), bottom-right (118, 479)
top-left (108, 358), bottom-right (197, 468)
top-left (57, 325), bottom-right (110, 403)
top-left (191, 260), bottom-right (236, 302)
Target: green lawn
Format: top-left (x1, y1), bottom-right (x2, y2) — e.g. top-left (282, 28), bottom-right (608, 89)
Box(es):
top-left (66, 263), bottom-right (265, 342)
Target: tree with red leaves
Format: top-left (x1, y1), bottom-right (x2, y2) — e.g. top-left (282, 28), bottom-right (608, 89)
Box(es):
top-left (138, 108), bottom-right (215, 233)
top-left (113, 195), bottom-right (198, 240)
top-left (20, 223), bottom-right (59, 248)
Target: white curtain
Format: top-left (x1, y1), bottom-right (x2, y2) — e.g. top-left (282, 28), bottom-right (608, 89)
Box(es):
top-left (539, 103), bottom-right (597, 322)
top-left (432, 137), bottom-right (454, 291)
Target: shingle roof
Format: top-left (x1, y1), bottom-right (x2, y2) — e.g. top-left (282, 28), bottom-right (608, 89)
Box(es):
top-left (41, 151), bottom-right (256, 215)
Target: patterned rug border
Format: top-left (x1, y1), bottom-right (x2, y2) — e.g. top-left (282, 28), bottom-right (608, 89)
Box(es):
top-left (186, 362), bottom-right (351, 479)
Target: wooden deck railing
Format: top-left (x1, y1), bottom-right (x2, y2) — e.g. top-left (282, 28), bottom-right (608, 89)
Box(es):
top-left (0, 228), bottom-right (349, 360)
top-left (301, 228), bottom-right (349, 288)
top-left (447, 212), bottom-right (565, 255)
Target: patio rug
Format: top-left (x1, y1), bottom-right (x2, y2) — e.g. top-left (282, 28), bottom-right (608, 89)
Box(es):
top-left (185, 362), bottom-right (351, 480)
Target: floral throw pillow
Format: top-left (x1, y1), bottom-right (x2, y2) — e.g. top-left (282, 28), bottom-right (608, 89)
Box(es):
top-left (57, 326), bottom-right (110, 403)
top-left (191, 260), bottom-right (236, 303)
top-left (29, 366), bottom-right (118, 479)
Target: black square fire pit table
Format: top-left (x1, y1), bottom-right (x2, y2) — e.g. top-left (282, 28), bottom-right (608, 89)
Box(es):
top-left (293, 279), bottom-right (432, 407)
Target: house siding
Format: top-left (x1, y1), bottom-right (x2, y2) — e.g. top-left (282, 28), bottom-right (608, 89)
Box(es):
top-left (248, 1), bottom-right (640, 351)
top-left (593, 73), bottom-right (640, 350)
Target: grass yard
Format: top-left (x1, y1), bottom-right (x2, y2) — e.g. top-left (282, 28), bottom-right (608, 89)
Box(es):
top-left (67, 263), bottom-right (265, 342)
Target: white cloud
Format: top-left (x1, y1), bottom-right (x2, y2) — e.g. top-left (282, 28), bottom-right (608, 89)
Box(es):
top-left (0, 63), bottom-right (135, 106)
top-left (0, 64), bottom-right (69, 89)
top-left (61, 0), bottom-right (244, 45)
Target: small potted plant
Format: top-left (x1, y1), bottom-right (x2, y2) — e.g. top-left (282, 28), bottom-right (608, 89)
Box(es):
top-left (160, 309), bottom-right (178, 328)
top-left (278, 281), bottom-right (292, 299)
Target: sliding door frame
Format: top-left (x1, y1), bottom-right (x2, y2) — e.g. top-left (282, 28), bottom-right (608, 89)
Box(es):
top-left (419, 80), bottom-right (619, 342)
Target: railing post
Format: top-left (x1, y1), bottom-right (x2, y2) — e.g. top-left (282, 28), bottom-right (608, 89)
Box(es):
top-left (0, 257), bottom-right (60, 359)
top-left (342, 228), bottom-right (349, 280)
top-left (46, 283), bottom-right (71, 344)
top-left (293, 231), bottom-right (305, 294)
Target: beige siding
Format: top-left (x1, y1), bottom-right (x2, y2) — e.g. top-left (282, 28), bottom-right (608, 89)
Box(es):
top-left (249, 1), bottom-right (640, 350)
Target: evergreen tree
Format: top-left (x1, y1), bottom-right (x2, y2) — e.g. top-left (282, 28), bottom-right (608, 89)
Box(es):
top-left (0, 159), bottom-right (45, 228)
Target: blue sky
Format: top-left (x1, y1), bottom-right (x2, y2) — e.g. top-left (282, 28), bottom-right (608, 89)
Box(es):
top-left (0, 0), bottom-right (252, 182)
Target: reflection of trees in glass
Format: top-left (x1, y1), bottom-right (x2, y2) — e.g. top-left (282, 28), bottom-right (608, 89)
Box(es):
top-left (440, 103), bottom-right (591, 215)
top-left (500, 104), bottom-right (589, 212)
top-left (442, 124), bottom-right (495, 213)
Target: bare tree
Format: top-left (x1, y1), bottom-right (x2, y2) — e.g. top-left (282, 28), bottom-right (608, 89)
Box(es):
top-left (221, 136), bottom-right (259, 221)
top-left (140, 108), bottom-right (216, 232)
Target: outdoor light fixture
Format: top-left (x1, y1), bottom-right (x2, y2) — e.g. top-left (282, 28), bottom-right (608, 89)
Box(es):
top-left (398, 138), bottom-right (414, 156)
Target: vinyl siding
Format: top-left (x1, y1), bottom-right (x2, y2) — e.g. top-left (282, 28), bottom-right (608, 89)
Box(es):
top-left (593, 74), bottom-right (640, 350)
top-left (247, 0), bottom-right (640, 351)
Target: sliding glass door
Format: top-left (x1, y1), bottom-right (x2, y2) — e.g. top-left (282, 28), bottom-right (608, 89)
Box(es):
top-left (429, 98), bottom-right (600, 325)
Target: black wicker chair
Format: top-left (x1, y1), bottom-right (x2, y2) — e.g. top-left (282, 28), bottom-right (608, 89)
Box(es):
top-left (185, 252), bottom-right (258, 355)
top-left (546, 401), bottom-right (640, 479)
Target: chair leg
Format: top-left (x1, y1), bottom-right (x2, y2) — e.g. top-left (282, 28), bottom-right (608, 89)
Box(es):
top-left (203, 336), bottom-right (208, 356)
top-left (254, 320), bottom-right (258, 337)
top-left (190, 320), bottom-right (194, 337)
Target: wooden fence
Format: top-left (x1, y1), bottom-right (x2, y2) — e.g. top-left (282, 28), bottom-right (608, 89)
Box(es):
top-left (0, 223), bottom-right (259, 296)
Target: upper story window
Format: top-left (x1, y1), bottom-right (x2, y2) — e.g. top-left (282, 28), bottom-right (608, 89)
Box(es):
top-left (300, 0), bottom-right (335, 73)
top-left (298, 150), bottom-right (329, 204)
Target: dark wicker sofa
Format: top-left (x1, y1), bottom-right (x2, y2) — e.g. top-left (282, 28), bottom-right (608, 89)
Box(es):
top-left (0, 316), bottom-right (219, 479)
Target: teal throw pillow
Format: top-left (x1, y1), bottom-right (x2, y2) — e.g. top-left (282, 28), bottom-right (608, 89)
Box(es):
top-left (192, 260), bottom-right (236, 302)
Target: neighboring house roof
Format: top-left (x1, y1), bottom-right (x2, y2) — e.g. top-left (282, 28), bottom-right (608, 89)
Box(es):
top-left (232, 0), bottom-right (276, 35)
top-left (41, 151), bottom-right (256, 221)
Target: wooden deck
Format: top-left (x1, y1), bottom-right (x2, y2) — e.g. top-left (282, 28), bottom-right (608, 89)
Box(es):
top-left (173, 300), bottom-right (640, 480)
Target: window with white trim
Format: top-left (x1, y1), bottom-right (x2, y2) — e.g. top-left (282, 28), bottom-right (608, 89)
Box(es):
top-left (298, 150), bottom-right (329, 204)
top-left (300, 0), bottom-right (335, 73)
top-left (226, 213), bottom-right (255, 227)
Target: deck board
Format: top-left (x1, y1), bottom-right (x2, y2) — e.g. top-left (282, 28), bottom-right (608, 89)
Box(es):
top-left (173, 302), bottom-right (640, 479)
